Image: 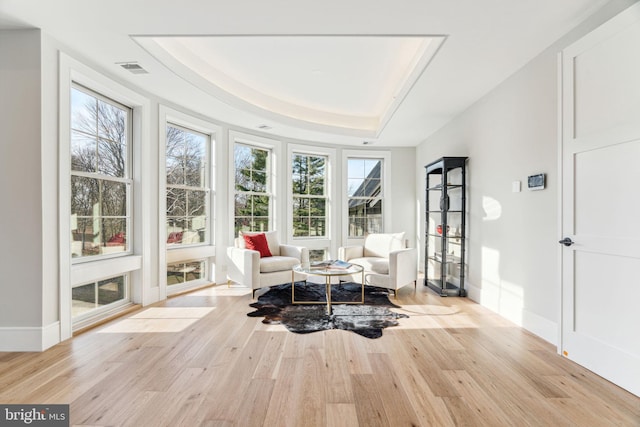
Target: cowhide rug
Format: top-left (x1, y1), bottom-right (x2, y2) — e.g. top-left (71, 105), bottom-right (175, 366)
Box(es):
top-left (247, 282), bottom-right (408, 339)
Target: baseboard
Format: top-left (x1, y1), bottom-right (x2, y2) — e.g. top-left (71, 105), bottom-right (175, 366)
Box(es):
top-left (0, 321), bottom-right (61, 352)
top-left (522, 309), bottom-right (557, 345)
top-left (42, 321), bottom-right (61, 350)
top-left (466, 282), bottom-right (557, 346)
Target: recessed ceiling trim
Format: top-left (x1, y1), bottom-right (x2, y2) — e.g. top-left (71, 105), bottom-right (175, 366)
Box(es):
top-left (375, 36), bottom-right (446, 137)
top-left (133, 35), bottom-right (443, 137)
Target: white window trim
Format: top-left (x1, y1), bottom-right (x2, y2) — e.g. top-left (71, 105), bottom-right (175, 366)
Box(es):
top-left (287, 143), bottom-right (336, 254)
top-left (159, 105), bottom-right (218, 299)
top-left (228, 130), bottom-right (281, 242)
top-left (342, 150), bottom-right (392, 245)
top-left (59, 52), bottom-right (151, 340)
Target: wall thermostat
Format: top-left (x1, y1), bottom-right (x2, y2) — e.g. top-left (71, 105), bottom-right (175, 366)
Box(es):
top-left (527, 173), bottom-right (545, 190)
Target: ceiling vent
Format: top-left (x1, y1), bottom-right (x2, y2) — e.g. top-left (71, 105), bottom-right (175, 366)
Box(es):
top-left (117, 62), bottom-right (148, 74)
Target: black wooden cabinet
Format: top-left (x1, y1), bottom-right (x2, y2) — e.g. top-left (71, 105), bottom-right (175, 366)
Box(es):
top-left (424, 157), bottom-right (468, 296)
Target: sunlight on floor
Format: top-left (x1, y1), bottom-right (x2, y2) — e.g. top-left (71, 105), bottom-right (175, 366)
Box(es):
top-left (189, 284), bottom-right (252, 297)
top-left (98, 307), bottom-right (215, 333)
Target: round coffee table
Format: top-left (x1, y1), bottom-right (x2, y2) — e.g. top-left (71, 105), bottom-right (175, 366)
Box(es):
top-left (291, 262), bottom-right (365, 315)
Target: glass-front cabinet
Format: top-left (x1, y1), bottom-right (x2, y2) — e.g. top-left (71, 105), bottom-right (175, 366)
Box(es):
top-left (424, 157), bottom-right (468, 296)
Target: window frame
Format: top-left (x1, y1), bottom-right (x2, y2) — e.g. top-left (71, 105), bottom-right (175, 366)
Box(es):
top-left (70, 83), bottom-right (133, 263)
top-left (342, 150), bottom-right (391, 244)
top-left (231, 132), bottom-right (278, 238)
top-left (291, 152), bottom-right (329, 238)
top-left (165, 122), bottom-right (212, 248)
top-left (60, 52), bottom-right (150, 339)
top-left (159, 105), bottom-right (218, 297)
top-left (287, 144), bottom-right (336, 259)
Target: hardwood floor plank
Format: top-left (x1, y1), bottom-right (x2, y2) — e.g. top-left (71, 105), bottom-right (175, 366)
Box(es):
top-left (544, 375), bottom-right (640, 426)
top-left (343, 333), bottom-right (373, 375)
top-left (326, 403), bottom-right (359, 427)
top-left (351, 373), bottom-right (391, 427)
top-left (229, 378), bottom-right (276, 427)
top-left (262, 357), bottom-right (305, 427)
top-left (324, 331), bottom-right (355, 403)
top-left (367, 352), bottom-right (422, 426)
top-left (441, 370), bottom-right (519, 426)
top-left (300, 347), bottom-right (328, 426)
top-left (386, 331), bottom-right (457, 426)
top-left (252, 331), bottom-right (287, 379)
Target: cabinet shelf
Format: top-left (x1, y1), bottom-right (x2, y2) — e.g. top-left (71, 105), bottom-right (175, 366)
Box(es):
top-left (425, 280), bottom-right (467, 297)
top-left (426, 233), bottom-right (465, 241)
top-left (427, 256), bottom-right (462, 265)
top-left (424, 156), bottom-right (468, 297)
top-left (427, 184), bottom-right (464, 191)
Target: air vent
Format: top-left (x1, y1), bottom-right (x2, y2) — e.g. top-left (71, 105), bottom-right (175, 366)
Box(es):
top-left (117, 62), bottom-right (148, 74)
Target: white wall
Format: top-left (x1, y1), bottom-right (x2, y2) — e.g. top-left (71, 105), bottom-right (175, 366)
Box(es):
top-left (0, 29), bottom-right (47, 348)
top-left (389, 147), bottom-right (417, 247)
top-left (0, 29), bottom-right (43, 324)
top-left (416, 0), bottom-right (638, 344)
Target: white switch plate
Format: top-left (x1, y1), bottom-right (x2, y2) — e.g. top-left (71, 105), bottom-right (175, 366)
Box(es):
top-left (512, 180), bottom-right (521, 192)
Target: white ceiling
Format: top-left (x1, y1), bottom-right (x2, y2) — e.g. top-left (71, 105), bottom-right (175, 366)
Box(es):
top-left (0, 0), bottom-right (611, 147)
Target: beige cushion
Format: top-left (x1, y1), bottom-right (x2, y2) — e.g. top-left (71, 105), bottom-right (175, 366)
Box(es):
top-left (238, 230), bottom-right (281, 256)
top-left (363, 232), bottom-right (405, 258)
top-left (349, 257), bottom-right (390, 275)
top-left (259, 256), bottom-right (299, 273)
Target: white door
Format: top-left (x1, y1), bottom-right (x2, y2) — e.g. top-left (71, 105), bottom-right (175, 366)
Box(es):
top-left (560, 3), bottom-right (640, 397)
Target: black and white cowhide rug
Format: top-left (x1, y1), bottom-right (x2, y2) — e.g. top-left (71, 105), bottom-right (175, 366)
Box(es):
top-left (247, 282), bottom-right (408, 339)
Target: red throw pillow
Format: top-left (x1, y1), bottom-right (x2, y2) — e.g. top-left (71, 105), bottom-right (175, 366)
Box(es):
top-left (167, 231), bottom-right (183, 243)
top-left (243, 233), bottom-right (272, 258)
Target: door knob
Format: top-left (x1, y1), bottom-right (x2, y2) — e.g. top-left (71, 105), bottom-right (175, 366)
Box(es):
top-left (558, 237), bottom-right (574, 247)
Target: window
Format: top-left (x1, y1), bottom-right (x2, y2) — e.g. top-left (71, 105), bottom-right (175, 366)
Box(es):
top-left (166, 124), bottom-right (210, 246)
top-left (347, 158), bottom-right (383, 237)
top-left (234, 144), bottom-right (271, 236)
top-left (167, 260), bottom-right (205, 286)
top-left (72, 275), bottom-right (128, 319)
top-left (292, 153), bottom-right (327, 237)
top-left (309, 249), bottom-right (328, 262)
top-left (70, 85), bottom-right (131, 259)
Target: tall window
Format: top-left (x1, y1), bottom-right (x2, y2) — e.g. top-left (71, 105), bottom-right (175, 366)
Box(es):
top-left (347, 158), bottom-right (383, 237)
top-left (70, 85), bottom-right (131, 259)
top-left (234, 144), bottom-right (271, 236)
top-left (292, 154), bottom-right (327, 237)
top-left (166, 124), bottom-right (209, 246)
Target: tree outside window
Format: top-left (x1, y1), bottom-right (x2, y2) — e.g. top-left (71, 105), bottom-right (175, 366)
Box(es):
top-left (166, 124), bottom-right (209, 246)
top-left (292, 154), bottom-right (327, 237)
top-left (234, 144), bottom-right (271, 236)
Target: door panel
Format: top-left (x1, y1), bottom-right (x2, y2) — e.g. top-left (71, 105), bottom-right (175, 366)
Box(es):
top-left (574, 142), bottom-right (640, 239)
top-left (574, 251), bottom-right (640, 357)
top-left (561, 2), bottom-right (640, 397)
top-left (574, 22), bottom-right (640, 139)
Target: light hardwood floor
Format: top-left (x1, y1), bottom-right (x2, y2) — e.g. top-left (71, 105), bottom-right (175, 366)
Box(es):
top-left (1, 283), bottom-right (638, 427)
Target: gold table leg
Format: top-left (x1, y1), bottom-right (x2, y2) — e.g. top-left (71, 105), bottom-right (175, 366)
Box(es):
top-left (326, 275), bottom-right (332, 315)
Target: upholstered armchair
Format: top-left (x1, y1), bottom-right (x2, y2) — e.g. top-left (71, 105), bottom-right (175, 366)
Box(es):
top-left (227, 231), bottom-right (309, 298)
top-left (338, 232), bottom-right (417, 297)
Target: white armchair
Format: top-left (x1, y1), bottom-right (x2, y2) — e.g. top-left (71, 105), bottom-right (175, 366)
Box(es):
top-left (227, 231), bottom-right (309, 298)
top-left (338, 232), bottom-right (417, 297)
